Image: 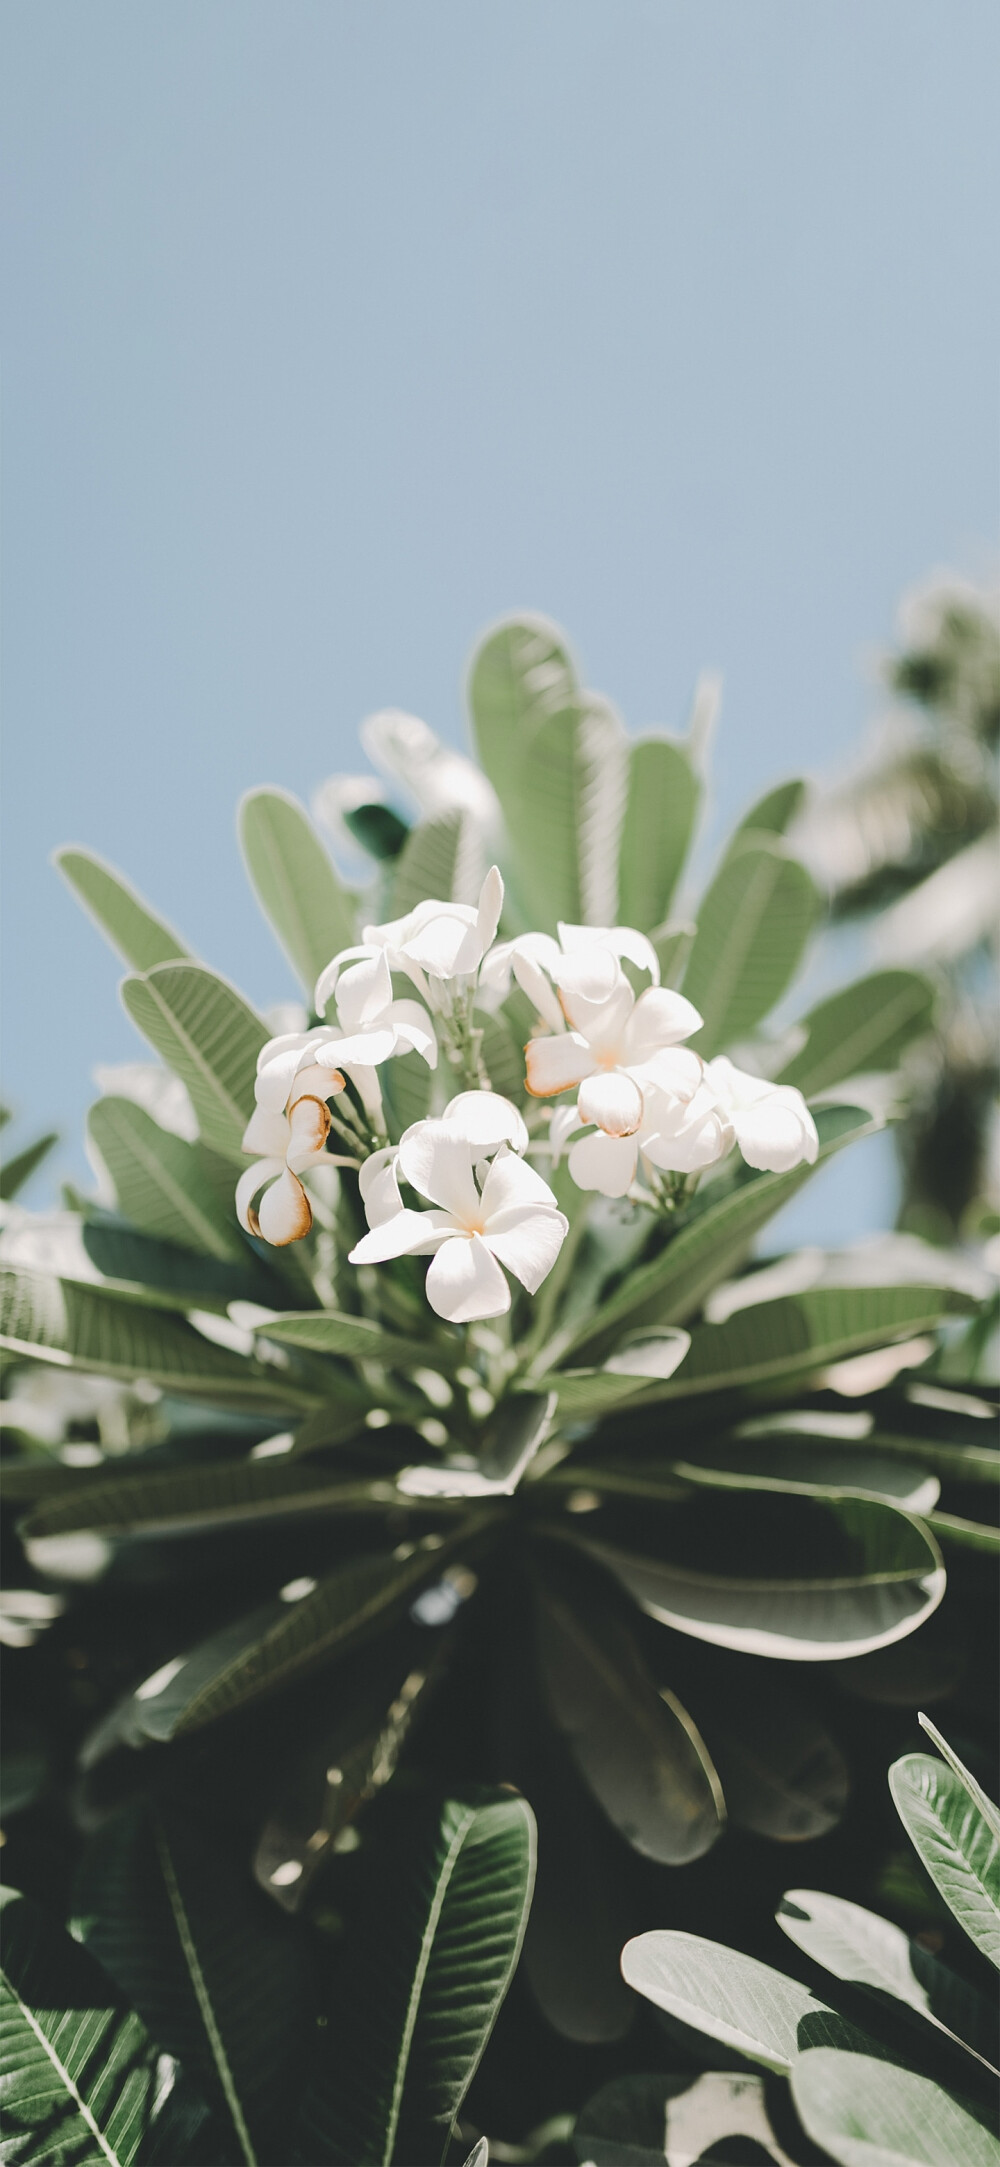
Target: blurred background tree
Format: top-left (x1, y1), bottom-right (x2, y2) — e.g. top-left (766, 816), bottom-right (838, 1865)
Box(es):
top-left (798, 575), bottom-right (999, 1246)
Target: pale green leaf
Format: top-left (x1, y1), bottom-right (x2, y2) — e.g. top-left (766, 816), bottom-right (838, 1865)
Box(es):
top-left (777, 1890), bottom-right (998, 2076)
top-left (791, 2048), bottom-right (1000, 2167)
top-left (390, 809), bottom-right (474, 915)
top-left (642, 1283), bottom-right (975, 1403)
top-left (87, 1097), bottom-right (246, 1260)
top-left (621, 1929), bottom-right (873, 2074)
top-left (259, 1307), bottom-right (462, 1370)
top-left (729, 777), bottom-right (807, 844)
top-left (0, 1132), bottom-right (59, 1203)
top-left (0, 1265), bottom-right (310, 1412)
top-left (777, 972), bottom-right (936, 1098)
top-left (682, 839), bottom-right (820, 1053)
top-left (890, 1754), bottom-right (1000, 1969)
top-left (55, 845), bottom-right (191, 971)
top-left (617, 739), bottom-right (700, 931)
top-left (121, 965), bottom-right (269, 1161)
top-left (238, 788), bottom-right (357, 997)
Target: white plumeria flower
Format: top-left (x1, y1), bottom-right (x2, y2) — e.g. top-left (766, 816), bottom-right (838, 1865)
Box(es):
top-left (566, 1066), bottom-right (734, 1197)
top-left (311, 945), bottom-right (437, 1070)
top-left (704, 1056), bottom-right (819, 1173)
top-left (349, 1095), bottom-right (568, 1323)
top-left (481, 921), bottom-right (662, 1030)
top-left (237, 1065), bottom-right (343, 1246)
top-left (519, 937), bottom-right (704, 1143)
top-left (357, 865), bottom-right (505, 994)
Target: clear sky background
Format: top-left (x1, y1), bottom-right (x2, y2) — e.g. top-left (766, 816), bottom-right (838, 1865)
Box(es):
top-left (2, 2), bottom-right (997, 1238)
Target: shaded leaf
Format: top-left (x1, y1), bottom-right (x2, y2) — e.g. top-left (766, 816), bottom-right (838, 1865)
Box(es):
top-left (121, 965), bottom-right (268, 1162)
top-left (777, 971), bottom-right (936, 1098)
top-left (55, 845), bottom-right (190, 971)
top-left (574, 2069), bottom-right (819, 2167)
top-left (660, 1643), bottom-right (850, 1843)
top-left (259, 1307), bottom-right (461, 1370)
top-left (777, 1889), bottom-right (998, 2076)
top-left (0, 1884), bottom-right (193, 2167)
top-left (681, 840), bottom-right (819, 1054)
top-left (296, 1787), bottom-right (536, 2166)
top-left (76, 1800), bottom-right (309, 2167)
top-left (580, 1491), bottom-right (945, 1660)
top-left (20, 1458), bottom-right (403, 1543)
top-left (791, 2047), bottom-right (1000, 2167)
top-left (534, 1558), bottom-right (724, 1865)
top-left (643, 1284), bottom-right (975, 1403)
top-left (239, 788), bottom-right (357, 996)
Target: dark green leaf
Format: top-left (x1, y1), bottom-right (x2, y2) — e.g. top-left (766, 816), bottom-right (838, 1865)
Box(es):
top-left (20, 1458), bottom-right (402, 1543)
top-left (297, 1788), bottom-right (535, 2166)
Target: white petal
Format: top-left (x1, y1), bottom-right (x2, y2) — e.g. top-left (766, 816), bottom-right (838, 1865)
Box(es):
top-left (732, 1089), bottom-right (819, 1171)
top-left (241, 1105), bottom-right (290, 1157)
top-left (480, 1149), bottom-right (559, 1217)
top-left (641, 1084), bottom-right (733, 1172)
top-left (704, 1054), bottom-right (771, 1113)
top-left (255, 1044), bottom-right (311, 1111)
top-left (548, 1103), bottom-right (580, 1164)
top-left (558, 921), bottom-right (660, 983)
top-left (401, 908), bottom-right (480, 978)
top-left (349, 1208), bottom-right (451, 1264)
top-left (255, 1029), bottom-right (312, 1072)
top-left (475, 864), bottom-right (504, 952)
top-left (577, 1068), bottom-right (644, 1137)
top-left (398, 1121), bottom-right (481, 1223)
top-left (235, 1158), bottom-right (284, 1233)
top-left (289, 1062), bottom-right (345, 1103)
top-left (511, 947), bottom-right (565, 1032)
top-left (485, 1205), bottom-right (568, 1293)
top-left (443, 1090), bottom-right (529, 1155)
top-left (525, 1032), bottom-right (595, 1097)
top-left (315, 945), bottom-right (378, 1018)
top-left (633, 1046), bottom-right (704, 1105)
top-left (359, 1146), bottom-right (402, 1225)
top-left (624, 986), bottom-right (703, 1059)
top-left (285, 1094), bottom-right (331, 1171)
top-left (424, 1233), bottom-right (511, 1322)
top-left (343, 1063), bottom-right (386, 1128)
top-left (567, 1131), bottom-right (639, 1197)
top-left (385, 998), bottom-right (438, 1065)
top-left (258, 1168), bottom-right (314, 1245)
top-left (334, 948), bottom-right (394, 1032)
top-left (321, 1026), bottom-right (399, 1067)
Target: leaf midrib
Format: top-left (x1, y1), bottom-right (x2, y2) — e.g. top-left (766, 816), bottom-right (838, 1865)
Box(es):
top-left (153, 1818), bottom-right (258, 2167)
top-left (382, 1807), bottom-right (478, 2166)
top-left (100, 1107), bottom-right (235, 1260)
top-left (2, 1970), bottom-right (126, 2167)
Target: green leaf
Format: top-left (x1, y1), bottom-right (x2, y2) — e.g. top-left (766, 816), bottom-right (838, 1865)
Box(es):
top-left (238, 787), bottom-right (357, 996)
top-left (20, 1458), bottom-right (403, 1543)
top-left (669, 1437), bottom-right (940, 1515)
top-left (681, 839), bottom-right (820, 1054)
top-left (791, 2048), bottom-right (1000, 2167)
top-left (729, 777), bottom-right (807, 843)
top-left (390, 809), bottom-right (470, 915)
top-left (55, 845), bottom-right (191, 971)
top-left (658, 1644), bottom-right (849, 1844)
top-left (890, 1754), bottom-right (1000, 1970)
top-left (777, 1890), bottom-right (999, 2076)
top-left (564, 1105), bottom-right (876, 1356)
top-left (96, 1534), bottom-right (485, 1745)
top-left (76, 1800), bottom-right (309, 2167)
top-left (467, 615), bottom-right (624, 929)
top-left (620, 1929), bottom-right (874, 2074)
top-left (0, 1266), bottom-right (308, 1412)
top-left (80, 1220), bottom-right (274, 1312)
top-left (260, 1307), bottom-right (461, 1370)
top-left (918, 1717), bottom-right (1000, 1842)
top-left (121, 965), bottom-right (269, 1161)
top-left (580, 1491), bottom-right (945, 1660)
top-left (0, 1883), bottom-right (192, 2167)
top-left (546, 1330), bottom-right (691, 1418)
top-left (0, 1131), bottom-right (58, 1202)
top-left (777, 971), bottom-right (937, 1098)
top-left (652, 920), bottom-right (695, 987)
top-left (296, 1787), bottom-right (536, 2166)
top-left (88, 1098), bottom-right (246, 1260)
top-left (641, 1284), bottom-right (975, 1403)
top-left (924, 1511), bottom-right (1000, 1553)
top-left (534, 1562), bottom-right (724, 1865)
top-left (616, 739), bottom-right (700, 931)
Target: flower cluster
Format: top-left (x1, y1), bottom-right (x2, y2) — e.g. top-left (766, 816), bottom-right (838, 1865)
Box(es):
top-left (237, 867), bottom-right (818, 1317)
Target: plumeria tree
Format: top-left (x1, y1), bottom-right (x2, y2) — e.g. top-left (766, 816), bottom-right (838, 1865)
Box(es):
top-left (1, 614), bottom-right (996, 2163)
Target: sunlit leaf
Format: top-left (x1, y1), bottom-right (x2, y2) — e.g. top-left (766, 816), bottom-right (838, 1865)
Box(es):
top-left (791, 2047), bottom-right (1000, 2167)
top-left (681, 839), bottom-right (819, 1054)
top-left (55, 845), bottom-right (191, 971)
top-left (621, 1929), bottom-right (874, 2074)
top-left (239, 787), bottom-right (357, 996)
top-left (121, 965), bottom-right (269, 1162)
top-left (890, 1750), bottom-right (1000, 1970)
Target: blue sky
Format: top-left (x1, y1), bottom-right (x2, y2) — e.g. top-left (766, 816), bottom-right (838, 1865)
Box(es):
top-left (2, 2), bottom-right (997, 1236)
